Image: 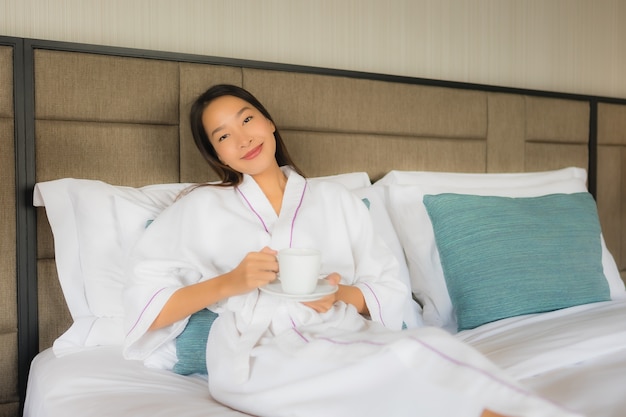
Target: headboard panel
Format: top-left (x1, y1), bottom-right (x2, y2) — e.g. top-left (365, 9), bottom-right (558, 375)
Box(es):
top-left (523, 96), bottom-right (590, 171)
top-left (597, 102), bottom-right (626, 282)
top-left (34, 50), bottom-right (183, 186)
top-left (35, 50), bottom-right (180, 125)
top-left (3, 37), bottom-right (625, 416)
top-left (243, 69), bottom-right (488, 137)
top-left (0, 44), bottom-right (19, 417)
top-left (243, 69), bottom-right (488, 179)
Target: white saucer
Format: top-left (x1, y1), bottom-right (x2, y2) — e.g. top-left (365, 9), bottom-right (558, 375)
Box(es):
top-left (260, 280), bottom-right (338, 301)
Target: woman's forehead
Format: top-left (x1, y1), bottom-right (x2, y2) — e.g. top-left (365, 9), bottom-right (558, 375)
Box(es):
top-left (206, 95), bottom-right (251, 116)
top-left (202, 96), bottom-right (253, 131)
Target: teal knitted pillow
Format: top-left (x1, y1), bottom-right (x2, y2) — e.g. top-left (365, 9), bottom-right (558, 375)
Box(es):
top-left (423, 192), bottom-right (610, 331)
top-left (173, 308), bottom-right (219, 375)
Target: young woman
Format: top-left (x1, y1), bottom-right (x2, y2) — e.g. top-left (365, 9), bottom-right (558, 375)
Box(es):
top-left (123, 84), bottom-right (580, 417)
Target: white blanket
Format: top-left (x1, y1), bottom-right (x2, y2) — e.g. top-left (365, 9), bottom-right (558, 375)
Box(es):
top-left (458, 299), bottom-right (626, 417)
top-left (208, 315), bottom-right (582, 417)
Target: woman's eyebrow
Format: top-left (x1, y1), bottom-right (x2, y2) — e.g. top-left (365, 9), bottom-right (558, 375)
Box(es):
top-left (210, 106), bottom-right (252, 138)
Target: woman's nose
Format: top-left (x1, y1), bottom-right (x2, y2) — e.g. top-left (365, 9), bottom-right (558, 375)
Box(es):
top-left (238, 134), bottom-right (253, 147)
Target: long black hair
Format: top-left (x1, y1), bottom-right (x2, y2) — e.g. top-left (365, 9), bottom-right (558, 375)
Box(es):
top-left (189, 84), bottom-right (304, 186)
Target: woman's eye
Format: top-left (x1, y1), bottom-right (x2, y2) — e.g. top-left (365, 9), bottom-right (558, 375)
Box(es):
top-left (218, 134), bottom-right (229, 142)
top-left (243, 116), bottom-right (253, 124)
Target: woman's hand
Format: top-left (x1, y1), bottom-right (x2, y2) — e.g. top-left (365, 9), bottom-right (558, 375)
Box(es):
top-left (149, 246), bottom-right (278, 331)
top-left (301, 273), bottom-right (370, 315)
top-left (301, 273), bottom-right (341, 313)
top-left (228, 246), bottom-right (279, 294)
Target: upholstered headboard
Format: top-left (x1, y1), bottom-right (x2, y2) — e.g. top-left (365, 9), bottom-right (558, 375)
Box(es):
top-left (2, 36), bottom-right (626, 416)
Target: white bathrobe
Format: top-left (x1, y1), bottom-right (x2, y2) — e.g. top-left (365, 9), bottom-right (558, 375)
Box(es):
top-left (123, 167), bottom-right (581, 417)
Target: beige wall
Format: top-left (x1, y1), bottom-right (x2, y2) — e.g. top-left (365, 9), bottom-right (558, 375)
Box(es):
top-left (1, 0), bottom-right (625, 99)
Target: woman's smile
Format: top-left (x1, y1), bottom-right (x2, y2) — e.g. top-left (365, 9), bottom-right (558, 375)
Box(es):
top-left (242, 143), bottom-right (263, 160)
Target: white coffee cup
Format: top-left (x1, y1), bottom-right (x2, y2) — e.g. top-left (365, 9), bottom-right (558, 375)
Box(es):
top-left (277, 248), bottom-right (321, 295)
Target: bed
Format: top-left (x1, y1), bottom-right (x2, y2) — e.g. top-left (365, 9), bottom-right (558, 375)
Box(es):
top-left (2, 36), bottom-right (626, 416)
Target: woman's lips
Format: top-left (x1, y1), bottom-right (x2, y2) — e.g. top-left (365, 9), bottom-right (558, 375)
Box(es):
top-left (242, 144), bottom-right (263, 160)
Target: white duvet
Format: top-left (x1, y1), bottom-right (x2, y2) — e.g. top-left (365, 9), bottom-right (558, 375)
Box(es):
top-left (457, 299), bottom-right (626, 417)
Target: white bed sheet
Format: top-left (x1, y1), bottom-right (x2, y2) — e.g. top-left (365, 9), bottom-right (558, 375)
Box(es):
top-left (23, 345), bottom-right (250, 417)
top-left (457, 299), bottom-right (626, 417)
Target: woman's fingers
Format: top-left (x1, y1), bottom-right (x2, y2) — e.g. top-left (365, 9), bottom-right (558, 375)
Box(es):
top-left (236, 249), bottom-right (278, 289)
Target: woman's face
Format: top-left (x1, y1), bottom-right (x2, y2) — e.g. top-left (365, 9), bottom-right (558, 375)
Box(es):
top-left (202, 95), bottom-right (277, 177)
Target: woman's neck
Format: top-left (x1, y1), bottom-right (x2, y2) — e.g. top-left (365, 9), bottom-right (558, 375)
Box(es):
top-left (252, 165), bottom-right (287, 215)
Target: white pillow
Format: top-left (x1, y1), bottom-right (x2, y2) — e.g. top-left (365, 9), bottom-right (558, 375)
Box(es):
top-left (34, 179), bottom-right (191, 355)
top-left (33, 172), bottom-right (373, 355)
top-left (375, 167), bottom-right (588, 188)
top-left (351, 186), bottom-right (423, 328)
top-left (309, 171), bottom-right (371, 189)
top-left (376, 167), bottom-right (625, 332)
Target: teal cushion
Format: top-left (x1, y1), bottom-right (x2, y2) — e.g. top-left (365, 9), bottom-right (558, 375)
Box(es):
top-left (423, 192), bottom-right (610, 331)
top-left (173, 308), bottom-right (219, 375)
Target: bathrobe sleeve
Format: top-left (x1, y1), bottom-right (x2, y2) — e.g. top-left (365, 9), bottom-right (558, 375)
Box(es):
top-left (318, 183), bottom-right (409, 330)
top-left (122, 190), bottom-right (223, 360)
top-left (351, 196), bottom-right (408, 329)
